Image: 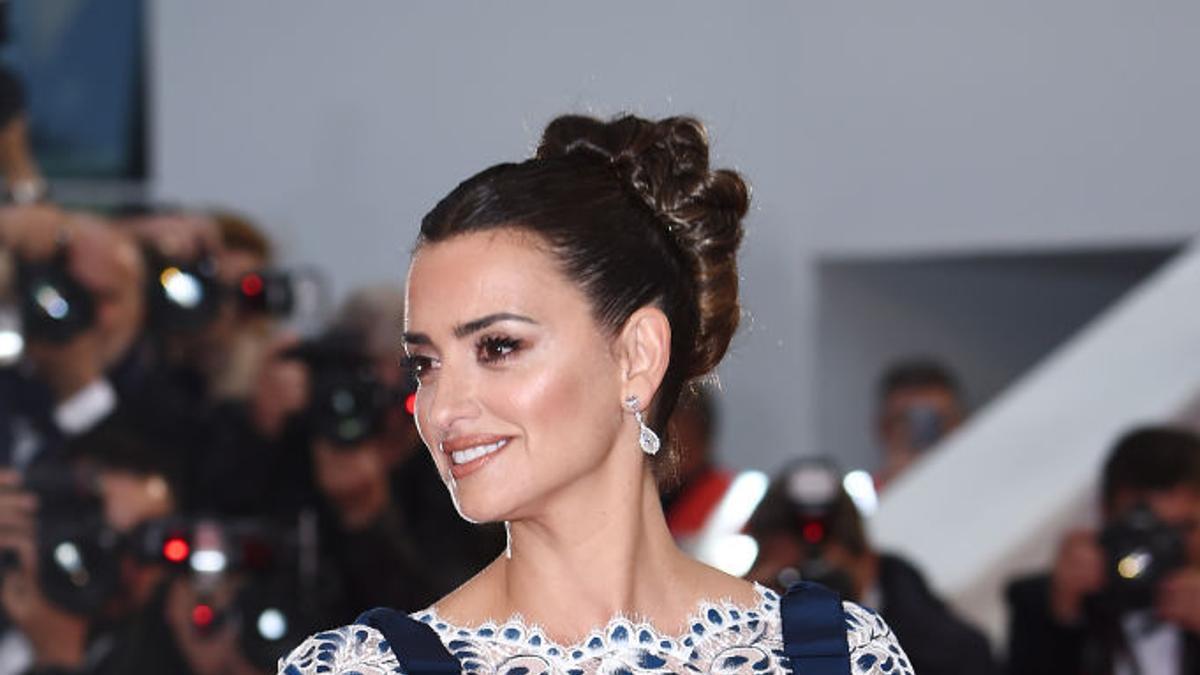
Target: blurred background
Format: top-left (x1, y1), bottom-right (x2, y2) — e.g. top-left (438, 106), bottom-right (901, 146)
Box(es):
top-left (1, 1), bottom-right (1200, 673)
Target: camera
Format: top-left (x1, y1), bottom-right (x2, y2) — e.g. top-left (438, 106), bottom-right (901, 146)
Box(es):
top-left (286, 330), bottom-right (413, 447)
top-left (145, 250), bottom-right (224, 334)
top-left (0, 461), bottom-right (122, 616)
top-left (14, 246), bottom-right (96, 345)
top-left (769, 459), bottom-right (857, 599)
top-left (132, 516), bottom-right (320, 669)
top-left (1099, 502), bottom-right (1188, 611)
top-left (904, 405), bottom-right (946, 452)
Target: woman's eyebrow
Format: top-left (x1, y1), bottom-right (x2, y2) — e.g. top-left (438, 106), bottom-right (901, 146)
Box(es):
top-left (400, 332), bottom-right (431, 346)
top-left (453, 313), bottom-right (537, 339)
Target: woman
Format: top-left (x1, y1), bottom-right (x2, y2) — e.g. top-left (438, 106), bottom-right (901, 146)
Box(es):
top-left (279, 114), bottom-right (912, 674)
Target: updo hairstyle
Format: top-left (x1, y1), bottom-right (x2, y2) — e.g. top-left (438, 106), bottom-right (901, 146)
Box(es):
top-left (418, 114), bottom-right (748, 455)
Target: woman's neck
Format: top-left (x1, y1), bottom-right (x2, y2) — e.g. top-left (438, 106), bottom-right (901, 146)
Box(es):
top-left (495, 466), bottom-right (691, 643)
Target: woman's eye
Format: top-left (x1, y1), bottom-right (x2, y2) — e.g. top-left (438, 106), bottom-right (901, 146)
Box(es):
top-left (402, 355), bottom-right (437, 379)
top-left (477, 336), bottom-right (521, 363)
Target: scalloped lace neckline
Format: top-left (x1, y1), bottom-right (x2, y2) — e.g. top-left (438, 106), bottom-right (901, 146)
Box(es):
top-left (413, 582), bottom-right (779, 656)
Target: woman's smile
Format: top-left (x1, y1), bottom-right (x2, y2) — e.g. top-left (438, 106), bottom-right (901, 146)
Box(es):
top-left (441, 434), bottom-right (513, 479)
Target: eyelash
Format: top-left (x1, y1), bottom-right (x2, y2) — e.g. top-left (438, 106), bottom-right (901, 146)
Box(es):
top-left (476, 334), bottom-right (522, 363)
top-left (402, 354), bottom-right (436, 380)
top-left (401, 334), bottom-right (523, 381)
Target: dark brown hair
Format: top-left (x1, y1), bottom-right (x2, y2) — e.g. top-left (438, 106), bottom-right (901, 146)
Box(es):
top-left (418, 114), bottom-right (747, 441)
top-left (1102, 426), bottom-right (1200, 512)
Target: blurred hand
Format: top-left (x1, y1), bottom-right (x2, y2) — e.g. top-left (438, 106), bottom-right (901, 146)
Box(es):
top-left (1157, 568), bottom-right (1200, 634)
top-left (0, 470), bottom-right (89, 669)
top-left (251, 334), bottom-right (309, 439)
top-left (313, 437), bottom-right (392, 530)
top-left (0, 203), bottom-right (68, 258)
top-left (1049, 529), bottom-right (1106, 624)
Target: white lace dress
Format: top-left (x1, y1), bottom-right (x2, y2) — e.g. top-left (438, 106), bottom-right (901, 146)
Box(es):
top-left (278, 585), bottom-right (913, 674)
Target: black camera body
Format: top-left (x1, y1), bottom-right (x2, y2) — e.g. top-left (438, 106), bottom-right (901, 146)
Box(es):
top-left (1099, 503), bottom-right (1188, 612)
top-left (15, 248), bottom-right (96, 345)
top-left (0, 461), bottom-right (121, 617)
top-left (234, 269), bottom-right (297, 317)
top-left (133, 516), bottom-right (319, 669)
top-left (286, 331), bottom-right (408, 447)
top-left (144, 250), bottom-right (224, 335)
top-left (775, 460), bottom-right (858, 599)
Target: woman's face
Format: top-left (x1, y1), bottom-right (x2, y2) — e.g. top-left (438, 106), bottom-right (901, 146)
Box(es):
top-left (403, 229), bottom-right (629, 523)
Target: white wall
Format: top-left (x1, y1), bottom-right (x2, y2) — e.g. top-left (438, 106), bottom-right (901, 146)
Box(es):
top-left (151, 1), bottom-right (1200, 473)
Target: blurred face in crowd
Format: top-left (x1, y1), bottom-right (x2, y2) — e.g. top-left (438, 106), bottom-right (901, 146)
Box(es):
top-left (69, 221), bottom-right (146, 367)
top-left (165, 238), bottom-right (271, 396)
top-left (1108, 485), bottom-right (1200, 566)
top-left (877, 384), bottom-right (965, 457)
top-left (404, 229), bottom-right (627, 523)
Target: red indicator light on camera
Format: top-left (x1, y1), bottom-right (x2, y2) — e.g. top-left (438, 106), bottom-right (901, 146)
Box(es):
top-left (241, 274), bottom-right (264, 297)
top-left (192, 604), bottom-right (215, 628)
top-left (405, 393), bottom-right (417, 415)
top-left (802, 522), bottom-right (825, 544)
top-left (163, 537), bottom-right (190, 563)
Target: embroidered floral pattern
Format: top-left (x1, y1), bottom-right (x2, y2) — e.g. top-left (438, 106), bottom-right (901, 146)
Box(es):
top-left (278, 586), bottom-right (911, 674)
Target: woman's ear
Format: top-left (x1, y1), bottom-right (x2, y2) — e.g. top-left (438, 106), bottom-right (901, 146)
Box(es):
top-left (617, 306), bottom-right (672, 404)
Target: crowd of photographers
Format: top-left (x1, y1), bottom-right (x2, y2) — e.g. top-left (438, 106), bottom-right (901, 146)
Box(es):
top-left (0, 203), bottom-right (504, 674)
top-left (2, 208), bottom-right (1199, 675)
top-left (732, 360), bottom-right (1200, 674)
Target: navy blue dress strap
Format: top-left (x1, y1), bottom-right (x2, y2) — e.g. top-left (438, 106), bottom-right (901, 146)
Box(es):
top-left (780, 581), bottom-right (852, 675)
top-left (355, 607), bottom-right (460, 673)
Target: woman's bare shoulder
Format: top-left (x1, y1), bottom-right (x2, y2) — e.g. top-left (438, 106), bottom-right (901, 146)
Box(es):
top-left (683, 557), bottom-right (762, 607)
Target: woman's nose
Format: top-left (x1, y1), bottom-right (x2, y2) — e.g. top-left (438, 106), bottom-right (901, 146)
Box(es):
top-left (422, 363), bottom-right (481, 436)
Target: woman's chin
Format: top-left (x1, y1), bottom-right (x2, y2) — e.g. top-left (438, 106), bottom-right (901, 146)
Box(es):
top-left (449, 489), bottom-right (513, 525)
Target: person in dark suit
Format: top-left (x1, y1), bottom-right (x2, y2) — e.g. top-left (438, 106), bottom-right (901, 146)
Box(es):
top-left (747, 458), bottom-right (999, 675)
top-left (1006, 427), bottom-right (1200, 675)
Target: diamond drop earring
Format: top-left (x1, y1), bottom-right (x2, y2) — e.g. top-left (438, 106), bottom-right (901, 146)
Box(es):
top-left (624, 395), bottom-right (661, 456)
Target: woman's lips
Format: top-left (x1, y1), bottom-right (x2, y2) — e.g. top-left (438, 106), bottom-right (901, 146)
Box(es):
top-left (440, 435), bottom-right (511, 479)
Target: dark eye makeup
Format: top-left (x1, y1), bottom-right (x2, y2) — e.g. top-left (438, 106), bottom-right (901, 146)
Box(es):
top-left (476, 334), bottom-right (523, 363)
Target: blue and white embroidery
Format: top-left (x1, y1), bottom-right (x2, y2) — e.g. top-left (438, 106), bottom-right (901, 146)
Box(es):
top-left (278, 585), bottom-right (912, 674)
top-left (278, 625), bottom-right (402, 675)
top-left (844, 603), bottom-right (914, 675)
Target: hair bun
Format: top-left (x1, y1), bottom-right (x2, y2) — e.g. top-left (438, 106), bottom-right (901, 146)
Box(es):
top-left (538, 114), bottom-right (748, 378)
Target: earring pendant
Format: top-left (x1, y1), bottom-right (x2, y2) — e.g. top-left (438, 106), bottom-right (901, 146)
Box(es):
top-left (624, 396), bottom-right (661, 456)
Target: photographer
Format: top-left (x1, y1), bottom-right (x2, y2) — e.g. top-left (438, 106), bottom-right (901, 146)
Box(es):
top-left (1006, 427), bottom-right (1200, 674)
top-left (1, 207), bottom-right (145, 469)
top-left (874, 358), bottom-right (967, 491)
top-left (748, 458), bottom-right (998, 675)
top-left (0, 417), bottom-right (184, 673)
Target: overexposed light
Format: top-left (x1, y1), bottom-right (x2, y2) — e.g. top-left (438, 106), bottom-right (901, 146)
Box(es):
top-left (787, 465), bottom-right (837, 505)
top-left (705, 534), bottom-right (760, 577)
top-left (257, 608), bottom-right (288, 641)
top-left (705, 470), bottom-right (770, 535)
top-left (54, 542), bottom-right (83, 573)
top-left (190, 550), bottom-right (228, 574)
top-left (0, 330), bottom-right (23, 362)
top-left (35, 286), bottom-right (69, 319)
top-left (1118, 549), bottom-right (1151, 580)
top-left (843, 470), bottom-right (879, 517)
top-left (161, 267), bottom-right (203, 308)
